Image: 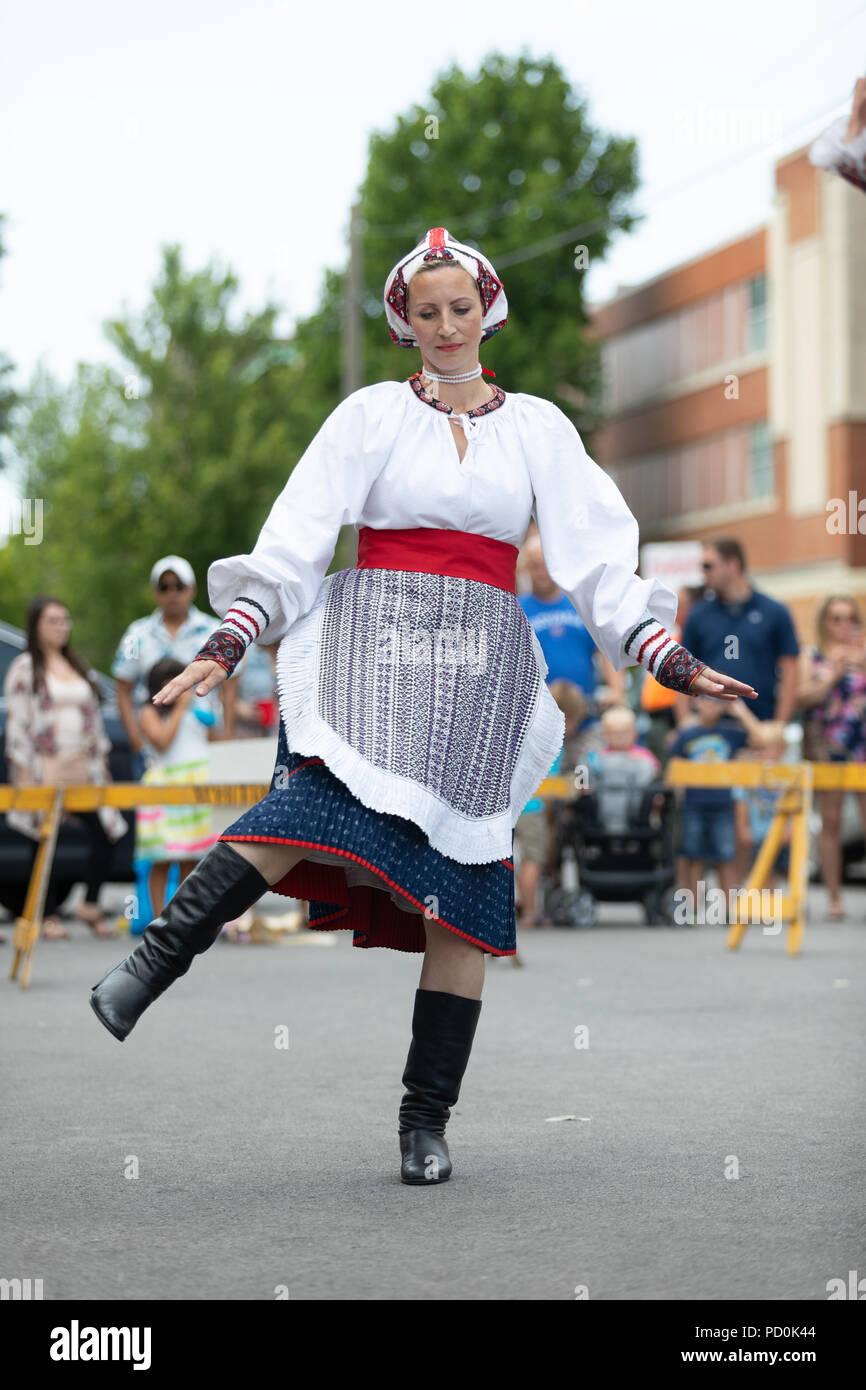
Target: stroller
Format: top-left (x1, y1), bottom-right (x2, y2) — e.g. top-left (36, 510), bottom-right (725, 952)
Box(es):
top-left (544, 750), bottom-right (678, 927)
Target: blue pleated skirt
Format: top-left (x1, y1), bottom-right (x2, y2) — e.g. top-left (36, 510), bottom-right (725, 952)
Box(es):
top-left (219, 716), bottom-right (517, 956)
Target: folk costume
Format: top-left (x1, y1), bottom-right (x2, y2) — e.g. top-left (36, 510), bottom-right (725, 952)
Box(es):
top-left (90, 226), bottom-right (705, 1184)
top-left (809, 110), bottom-right (866, 195)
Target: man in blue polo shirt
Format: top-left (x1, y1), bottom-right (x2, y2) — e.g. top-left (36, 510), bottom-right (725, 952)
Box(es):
top-left (679, 539), bottom-right (799, 724)
top-left (678, 537), bottom-right (799, 876)
top-left (519, 533), bottom-right (625, 706)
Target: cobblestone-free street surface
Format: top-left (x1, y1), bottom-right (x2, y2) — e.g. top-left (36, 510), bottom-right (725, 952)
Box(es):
top-left (2, 886), bottom-right (864, 1301)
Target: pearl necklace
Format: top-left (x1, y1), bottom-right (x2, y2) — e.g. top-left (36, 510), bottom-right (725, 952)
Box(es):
top-left (420, 363), bottom-right (483, 384)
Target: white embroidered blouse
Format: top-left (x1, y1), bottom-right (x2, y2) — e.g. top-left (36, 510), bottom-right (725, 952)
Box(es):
top-left (206, 377), bottom-right (678, 666)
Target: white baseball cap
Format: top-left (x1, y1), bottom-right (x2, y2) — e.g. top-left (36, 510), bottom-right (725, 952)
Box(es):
top-left (150, 555), bottom-right (196, 588)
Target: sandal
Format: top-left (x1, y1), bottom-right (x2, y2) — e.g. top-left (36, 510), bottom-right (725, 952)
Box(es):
top-left (827, 903), bottom-right (846, 921)
top-left (89, 918), bottom-right (117, 937)
top-left (42, 915), bottom-right (69, 939)
top-left (74, 903), bottom-right (117, 937)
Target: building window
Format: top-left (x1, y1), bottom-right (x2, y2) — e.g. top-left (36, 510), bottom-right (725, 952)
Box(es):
top-left (602, 273), bottom-right (768, 410)
top-left (746, 275), bottom-right (767, 353)
top-left (748, 421), bottom-right (773, 497)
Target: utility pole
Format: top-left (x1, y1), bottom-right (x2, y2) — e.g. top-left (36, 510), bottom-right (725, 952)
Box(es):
top-left (342, 202), bottom-right (362, 398)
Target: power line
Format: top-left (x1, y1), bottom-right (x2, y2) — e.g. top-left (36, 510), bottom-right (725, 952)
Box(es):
top-left (490, 95), bottom-right (849, 272)
top-left (743, 3), bottom-right (865, 93)
top-left (357, 88), bottom-right (848, 279)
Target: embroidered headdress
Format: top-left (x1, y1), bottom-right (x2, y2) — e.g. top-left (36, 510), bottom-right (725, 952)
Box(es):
top-left (383, 226), bottom-right (508, 349)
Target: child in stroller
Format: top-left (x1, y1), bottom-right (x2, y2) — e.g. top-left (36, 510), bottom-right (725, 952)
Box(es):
top-left (544, 705), bottom-right (677, 927)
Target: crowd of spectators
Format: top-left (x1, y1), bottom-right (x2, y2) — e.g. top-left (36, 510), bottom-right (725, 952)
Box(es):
top-left (6, 527), bottom-right (866, 939)
top-left (2, 554), bottom-right (277, 939)
top-left (515, 530), bottom-right (866, 928)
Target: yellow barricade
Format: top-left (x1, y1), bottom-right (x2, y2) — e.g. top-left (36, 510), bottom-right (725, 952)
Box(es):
top-left (665, 760), bottom-right (813, 956)
top-left (1, 781), bottom-right (272, 988)
top-left (539, 759), bottom-right (865, 956)
top-left (3, 760), bottom-right (860, 984)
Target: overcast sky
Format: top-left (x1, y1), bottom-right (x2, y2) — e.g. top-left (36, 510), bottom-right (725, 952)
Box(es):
top-left (1, 0), bottom-right (863, 510)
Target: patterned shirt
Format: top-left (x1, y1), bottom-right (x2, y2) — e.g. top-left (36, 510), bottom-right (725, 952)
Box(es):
top-left (110, 604), bottom-right (230, 726)
top-left (806, 646), bottom-right (866, 761)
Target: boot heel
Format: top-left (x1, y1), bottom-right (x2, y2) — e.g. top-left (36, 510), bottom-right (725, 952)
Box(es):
top-left (399, 1130), bottom-right (452, 1184)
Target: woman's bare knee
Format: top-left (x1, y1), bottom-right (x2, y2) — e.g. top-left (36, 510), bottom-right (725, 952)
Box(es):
top-left (224, 839), bottom-right (307, 886)
top-left (420, 917), bottom-right (485, 996)
top-left (423, 915), bottom-right (481, 958)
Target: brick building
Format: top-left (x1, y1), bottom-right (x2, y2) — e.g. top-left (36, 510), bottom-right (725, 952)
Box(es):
top-left (588, 133), bottom-right (866, 646)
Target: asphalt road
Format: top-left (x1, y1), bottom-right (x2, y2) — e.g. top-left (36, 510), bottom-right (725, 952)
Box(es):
top-left (2, 887), bottom-right (864, 1301)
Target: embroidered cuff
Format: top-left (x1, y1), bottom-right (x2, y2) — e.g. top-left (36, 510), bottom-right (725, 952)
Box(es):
top-left (624, 616), bottom-right (706, 694)
top-left (654, 646), bottom-right (706, 695)
top-left (193, 595), bottom-right (272, 678)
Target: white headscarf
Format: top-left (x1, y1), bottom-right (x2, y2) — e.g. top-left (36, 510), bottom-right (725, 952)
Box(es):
top-left (383, 226), bottom-right (509, 349)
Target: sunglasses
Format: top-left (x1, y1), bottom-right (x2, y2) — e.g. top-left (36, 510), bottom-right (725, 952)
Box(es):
top-left (157, 581), bottom-right (188, 592)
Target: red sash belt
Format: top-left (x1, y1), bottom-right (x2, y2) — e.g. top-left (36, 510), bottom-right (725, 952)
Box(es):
top-left (356, 526), bottom-right (518, 594)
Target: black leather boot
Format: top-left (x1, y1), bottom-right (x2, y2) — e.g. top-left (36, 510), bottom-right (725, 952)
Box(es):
top-left (90, 840), bottom-right (269, 1041)
top-left (398, 987), bottom-right (482, 1185)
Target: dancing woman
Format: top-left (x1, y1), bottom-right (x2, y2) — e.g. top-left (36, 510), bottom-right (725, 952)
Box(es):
top-left (91, 227), bottom-right (756, 1184)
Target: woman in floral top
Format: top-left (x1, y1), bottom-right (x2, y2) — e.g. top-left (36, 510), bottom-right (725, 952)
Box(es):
top-left (797, 595), bottom-right (866, 920)
top-left (3, 596), bottom-right (129, 937)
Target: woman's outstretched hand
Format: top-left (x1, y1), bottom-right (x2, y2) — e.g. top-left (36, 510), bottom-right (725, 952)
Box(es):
top-left (689, 665), bottom-right (757, 701)
top-left (151, 659), bottom-right (227, 706)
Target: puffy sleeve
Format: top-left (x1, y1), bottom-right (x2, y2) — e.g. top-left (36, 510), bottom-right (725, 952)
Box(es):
top-left (521, 398), bottom-right (679, 671)
top-left (809, 113), bottom-right (866, 195)
top-left (206, 384), bottom-right (398, 645)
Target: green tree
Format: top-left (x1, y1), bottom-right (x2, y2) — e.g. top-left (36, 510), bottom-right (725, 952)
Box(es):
top-left (0, 214), bottom-right (20, 442)
top-left (0, 246), bottom-right (322, 669)
top-left (316, 50), bottom-right (642, 435)
top-left (0, 50), bottom-right (641, 668)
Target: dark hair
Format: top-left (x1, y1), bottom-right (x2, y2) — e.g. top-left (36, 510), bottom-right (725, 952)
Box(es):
top-left (707, 537), bottom-right (747, 572)
top-left (24, 595), bottom-right (101, 698)
top-left (146, 657), bottom-right (186, 704)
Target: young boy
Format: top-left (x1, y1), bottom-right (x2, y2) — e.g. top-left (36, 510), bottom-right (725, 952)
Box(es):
top-left (666, 698), bottom-right (748, 913)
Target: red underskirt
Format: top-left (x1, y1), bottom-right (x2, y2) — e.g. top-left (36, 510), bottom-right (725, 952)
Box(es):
top-left (223, 840), bottom-right (515, 956)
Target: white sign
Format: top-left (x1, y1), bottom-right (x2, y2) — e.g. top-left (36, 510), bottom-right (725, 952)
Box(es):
top-left (640, 541), bottom-right (704, 588)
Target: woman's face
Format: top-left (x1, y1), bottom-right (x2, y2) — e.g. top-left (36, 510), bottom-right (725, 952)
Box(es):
top-left (37, 603), bottom-right (72, 651)
top-left (406, 266), bottom-right (483, 376)
top-left (825, 602), bottom-right (859, 646)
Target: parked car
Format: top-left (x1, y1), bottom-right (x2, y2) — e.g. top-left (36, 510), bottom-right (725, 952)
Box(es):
top-left (0, 619), bottom-right (137, 918)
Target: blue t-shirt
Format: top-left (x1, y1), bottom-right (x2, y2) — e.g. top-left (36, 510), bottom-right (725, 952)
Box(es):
top-left (668, 721), bottom-right (748, 807)
top-left (732, 785), bottom-right (779, 842)
top-left (519, 593), bottom-right (597, 694)
top-left (682, 590), bottom-right (799, 722)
